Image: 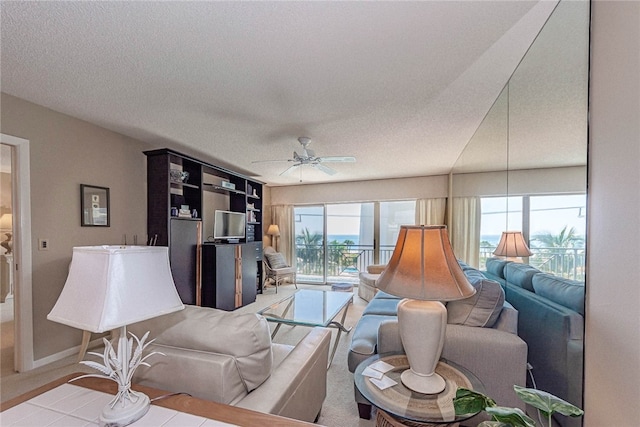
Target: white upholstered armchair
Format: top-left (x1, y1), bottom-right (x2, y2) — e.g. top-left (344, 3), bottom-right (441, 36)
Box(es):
top-left (263, 246), bottom-right (297, 293)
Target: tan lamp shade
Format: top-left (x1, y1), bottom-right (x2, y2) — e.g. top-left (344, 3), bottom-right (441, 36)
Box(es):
top-left (267, 224), bottom-right (280, 237)
top-left (376, 225), bottom-right (475, 302)
top-left (493, 231), bottom-right (533, 257)
top-left (0, 214), bottom-right (12, 230)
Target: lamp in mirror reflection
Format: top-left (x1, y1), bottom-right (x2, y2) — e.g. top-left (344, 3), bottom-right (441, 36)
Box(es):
top-left (376, 225), bottom-right (475, 394)
top-left (493, 231), bottom-right (532, 262)
top-left (48, 245), bottom-right (184, 427)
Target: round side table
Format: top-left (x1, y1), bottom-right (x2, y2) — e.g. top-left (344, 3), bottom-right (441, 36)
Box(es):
top-left (354, 354), bottom-right (484, 427)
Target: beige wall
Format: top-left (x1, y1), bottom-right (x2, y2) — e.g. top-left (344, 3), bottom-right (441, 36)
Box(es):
top-left (586, 1), bottom-right (640, 425)
top-left (0, 93), bottom-right (152, 360)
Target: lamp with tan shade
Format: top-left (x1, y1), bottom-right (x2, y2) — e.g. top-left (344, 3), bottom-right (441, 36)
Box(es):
top-left (267, 224), bottom-right (280, 251)
top-left (493, 231), bottom-right (533, 262)
top-left (376, 225), bottom-right (476, 394)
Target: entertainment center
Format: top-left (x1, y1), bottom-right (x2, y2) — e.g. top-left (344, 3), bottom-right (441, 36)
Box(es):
top-left (145, 148), bottom-right (264, 310)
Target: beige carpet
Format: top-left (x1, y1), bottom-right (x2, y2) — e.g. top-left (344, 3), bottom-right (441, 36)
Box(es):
top-left (0, 284), bottom-right (375, 427)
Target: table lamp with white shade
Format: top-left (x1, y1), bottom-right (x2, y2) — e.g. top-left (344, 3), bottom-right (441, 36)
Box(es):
top-left (493, 231), bottom-right (533, 261)
top-left (48, 245), bottom-right (184, 427)
top-left (375, 225), bottom-right (476, 394)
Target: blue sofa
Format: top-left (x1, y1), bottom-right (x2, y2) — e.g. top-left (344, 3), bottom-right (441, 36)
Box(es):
top-left (483, 258), bottom-right (584, 427)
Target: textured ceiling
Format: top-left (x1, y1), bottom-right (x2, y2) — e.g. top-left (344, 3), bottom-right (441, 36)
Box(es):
top-left (1, 1), bottom-right (585, 186)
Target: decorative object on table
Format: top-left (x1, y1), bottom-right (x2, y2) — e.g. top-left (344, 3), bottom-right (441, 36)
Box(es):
top-left (169, 169), bottom-right (189, 183)
top-left (178, 204), bottom-right (191, 218)
top-left (375, 225), bottom-right (476, 394)
top-left (454, 385), bottom-right (583, 427)
top-left (81, 184), bottom-right (110, 227)
top-left (47, 245), bottom-right (184, 427)
top-left (267, 224), bottom-right (280, 251)
top-left (221, 180), bottom-right (236, 190)
top-left (493, 231), bottom-right (532, 262)
top-left (0, 213), bottom-right (12, 254)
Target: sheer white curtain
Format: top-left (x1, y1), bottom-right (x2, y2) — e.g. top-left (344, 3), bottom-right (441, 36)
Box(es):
top-left (415, 198), bottom-right (447, 225)
top-left (270, 205), bottom-right (295, 266)
top-left (451, 197), bottom-right (481, 268)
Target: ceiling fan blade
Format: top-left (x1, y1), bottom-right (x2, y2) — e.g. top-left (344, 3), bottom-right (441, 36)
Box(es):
top-left (252, 159), bottom-right (293, 164)
top-left (280, 164), bottom-right (300, 176)
top-left (318, 156), bottom-right (356, 163)
top-left (313, 163), bottom-right (337, 175)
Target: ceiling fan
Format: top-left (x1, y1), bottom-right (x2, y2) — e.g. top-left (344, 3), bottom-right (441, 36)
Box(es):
top-left (253, 137), bottom-right (356, 176)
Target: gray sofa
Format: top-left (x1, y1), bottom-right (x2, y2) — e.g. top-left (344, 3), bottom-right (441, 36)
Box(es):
top-left (483, 258), bottom-right (584, 427)
top-left (348, 262), bottom-right (528, 424)
top-left (129, 305), bottom-right (331, 423)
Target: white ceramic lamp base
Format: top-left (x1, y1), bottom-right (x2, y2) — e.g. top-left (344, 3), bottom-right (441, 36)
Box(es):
top-left (397, 298), bottom-right (448, 394)
top-left (99, 391), bottom-right (150, 427)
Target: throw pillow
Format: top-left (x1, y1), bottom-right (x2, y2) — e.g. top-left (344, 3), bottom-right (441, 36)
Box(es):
top-left (485, 257), bottom-right (511, 279)
top-left (266, 252), bottom-right (288, 269)
top-left (533, 273), bottom-right (585, 315)
top-left (504, 262), bottom-right (539, 292)
top-left (447, 275), bottom-right (505, 328)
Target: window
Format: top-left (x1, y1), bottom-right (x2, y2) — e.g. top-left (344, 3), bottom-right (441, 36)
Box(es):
top-left (294, 200), bottom-right (415, 284)
top-left (480, 194), bottom-right (586, 280)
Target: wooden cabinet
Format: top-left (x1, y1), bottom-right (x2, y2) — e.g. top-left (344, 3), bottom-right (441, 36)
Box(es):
top-left (201, 243), bottom-right (258, 310)
top-left (145, 149), bottom-right (263, 308)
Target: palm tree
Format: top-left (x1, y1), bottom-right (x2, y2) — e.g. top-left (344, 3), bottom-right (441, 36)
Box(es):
top-left (532, 225), bottom-right (584, 249)
top-left (296, 228), bottom-right (323, 274)
top-left (532, 226), bottom-right (584, 279)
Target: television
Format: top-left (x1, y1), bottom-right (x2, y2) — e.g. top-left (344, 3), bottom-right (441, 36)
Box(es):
top-left (213, 210), bottom-right (246, 241)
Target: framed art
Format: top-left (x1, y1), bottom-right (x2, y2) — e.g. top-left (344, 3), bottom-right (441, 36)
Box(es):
top-left (81, 184), bottom-right (110, 227)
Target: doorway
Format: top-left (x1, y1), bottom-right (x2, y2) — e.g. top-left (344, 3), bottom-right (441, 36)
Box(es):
top-left (0, 143), bottom-right (15, 376)
top-left (1, 133), bottom-right (33, 373)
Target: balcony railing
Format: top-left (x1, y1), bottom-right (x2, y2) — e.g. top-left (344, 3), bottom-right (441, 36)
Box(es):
top-left (480, 246), bottom-right (586, 281)
top-left (295, 244), bottom-right (394, 282)
top-left (295, 243), bottom-right (585, 284)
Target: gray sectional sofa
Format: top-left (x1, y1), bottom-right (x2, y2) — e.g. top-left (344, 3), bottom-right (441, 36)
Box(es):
top-left (348, 262), bottom-right (528, 424)
top-left (483, 258), bottom-right (585, 427)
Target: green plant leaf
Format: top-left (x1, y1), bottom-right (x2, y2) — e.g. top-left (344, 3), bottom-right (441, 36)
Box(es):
top-left (486, 406), bottom-right (536, 427)
top-left (478, 422), bottom-right (512, 427)
top-left (454, 388), bottom-right (497, 415)
top-left (514, 386), bottom-right (584, 418)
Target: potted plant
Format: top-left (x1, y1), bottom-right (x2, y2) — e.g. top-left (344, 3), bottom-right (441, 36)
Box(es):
top-left (454, 385), bottom-right (584, 427)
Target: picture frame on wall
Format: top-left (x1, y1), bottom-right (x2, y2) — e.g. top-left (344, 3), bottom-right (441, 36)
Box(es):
top-left (81, 184), bottom-right (110, 227)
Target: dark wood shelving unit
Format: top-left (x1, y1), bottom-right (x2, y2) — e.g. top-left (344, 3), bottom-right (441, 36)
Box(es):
top-left (145, 148), bottom-right (264, 309)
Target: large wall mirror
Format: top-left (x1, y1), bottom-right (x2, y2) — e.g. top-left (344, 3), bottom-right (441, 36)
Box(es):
top-left (450, 1), bottom-right (588, 425)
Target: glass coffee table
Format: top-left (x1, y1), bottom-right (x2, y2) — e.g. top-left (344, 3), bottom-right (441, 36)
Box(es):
top-left (355, 353), bottom-right (485, 426)
top-left (258, 289), bottom-right (353, 368)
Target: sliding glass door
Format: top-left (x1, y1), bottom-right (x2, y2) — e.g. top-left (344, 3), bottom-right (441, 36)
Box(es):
top-left (294, 201), bottom-right (415, 284)
top-left (294, 205), bottom-right (325, 283)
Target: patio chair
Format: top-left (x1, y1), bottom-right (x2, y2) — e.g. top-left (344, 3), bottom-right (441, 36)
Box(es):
top-left (263, 246), bottom-right (297, 293)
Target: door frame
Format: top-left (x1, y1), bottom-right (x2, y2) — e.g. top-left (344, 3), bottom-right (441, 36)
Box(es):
top-left (1, 133), bottom-right (33, 372)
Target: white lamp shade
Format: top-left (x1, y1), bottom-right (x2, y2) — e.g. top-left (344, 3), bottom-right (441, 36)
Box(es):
top-left (376, 225), bottom-right (475, 302)
top-left (493, 231), bottom-right (533, 257)
top-left (267, 224), bottom-right (280, 236)
top-left (48, 246), bottom-right (184, 333)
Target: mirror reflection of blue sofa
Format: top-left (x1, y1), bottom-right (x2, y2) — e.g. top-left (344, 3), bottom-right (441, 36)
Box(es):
top-left (483, 258), bottom-right (584, 427)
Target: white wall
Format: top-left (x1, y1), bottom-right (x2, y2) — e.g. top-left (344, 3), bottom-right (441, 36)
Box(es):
top-left (452, 166), bottom-right (586, 197)
top-left (586, 1), bottom-right (640, 425)
top-left (270, 175), bottom-right (448, 205)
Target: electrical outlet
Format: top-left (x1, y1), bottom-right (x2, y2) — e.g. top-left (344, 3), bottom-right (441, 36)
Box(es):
top-left (38, 239), bottom-right (49, 251)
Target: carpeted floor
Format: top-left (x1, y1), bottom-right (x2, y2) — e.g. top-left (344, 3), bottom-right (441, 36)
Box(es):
top-left (0, 284), bottom-right (375, 427)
